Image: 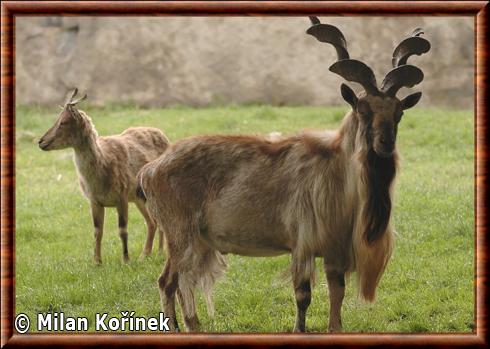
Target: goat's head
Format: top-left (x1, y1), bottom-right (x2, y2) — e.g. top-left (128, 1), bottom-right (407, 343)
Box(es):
top-left (307, 18), bottom-right (430, 157)
top-left (39, 88), bottom-right (88, 151)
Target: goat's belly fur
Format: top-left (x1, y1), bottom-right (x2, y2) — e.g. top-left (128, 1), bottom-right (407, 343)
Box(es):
top-left (200, 193), bottom-right (354, 262)
top-left (200, 234), bottom-right (289, 257)
top-left (200, 186), bottom-right (295, 256)
top-left (200, 223), bottom-right (291, 257)
top-left (79, 177), bottom-right (121, 207)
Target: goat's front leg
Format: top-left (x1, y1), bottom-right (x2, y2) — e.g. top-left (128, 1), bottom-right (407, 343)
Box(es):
top-left (293, 278), bottom-right (311, 332)
top-left (116, 200), bottom-right (130, 263)
top-left (90, 202), bottom-right (105, 265)
top-left (158, 260), bottom-right (180, 331)
top-left (291, 257), bottom-right (311, 332)
top-left (324, 263), bottom-right (345, 332)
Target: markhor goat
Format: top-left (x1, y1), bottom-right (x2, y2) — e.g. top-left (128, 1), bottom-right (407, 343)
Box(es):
top-left (39, 89), bottom-right (170, 264)
top-left (137, 18), bottom-right (430, 332)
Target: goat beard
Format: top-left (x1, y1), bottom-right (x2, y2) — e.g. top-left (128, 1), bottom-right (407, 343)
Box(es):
top-left (361, 149), bottom-right (398, 244)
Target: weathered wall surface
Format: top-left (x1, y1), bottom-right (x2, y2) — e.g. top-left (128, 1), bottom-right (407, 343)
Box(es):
top-left (16, 17), bottom-right (473, 108)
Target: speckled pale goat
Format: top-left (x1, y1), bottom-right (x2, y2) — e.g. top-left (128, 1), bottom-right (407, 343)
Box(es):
top-left (39, 89), bottom-right (170, 264)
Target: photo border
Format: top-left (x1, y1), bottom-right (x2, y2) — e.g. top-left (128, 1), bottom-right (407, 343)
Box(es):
top-left (1, 1), bottom-right (487, 347)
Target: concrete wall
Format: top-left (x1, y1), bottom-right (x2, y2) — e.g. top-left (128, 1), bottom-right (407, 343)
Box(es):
top-left (16, 16), bottom-right (474, 108)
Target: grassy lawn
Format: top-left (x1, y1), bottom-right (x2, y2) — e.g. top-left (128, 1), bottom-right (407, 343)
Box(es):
top-left (15, 104), bottom-right (474, 333)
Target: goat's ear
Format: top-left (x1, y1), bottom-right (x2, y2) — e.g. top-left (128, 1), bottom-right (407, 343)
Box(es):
top-left (400, 92), bottom-right (422, 110)
top-left (340, 83), bottom-right (358, 108)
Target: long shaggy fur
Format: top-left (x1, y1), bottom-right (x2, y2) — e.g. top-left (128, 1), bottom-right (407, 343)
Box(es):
top-left (139, 103), bottom-right (399, 331)
top-left (353, 144), bottom-right (397, 301)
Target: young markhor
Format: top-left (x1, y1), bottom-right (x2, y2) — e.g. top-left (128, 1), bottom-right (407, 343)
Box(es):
top-left (39, 89), bottom-right (169, 264)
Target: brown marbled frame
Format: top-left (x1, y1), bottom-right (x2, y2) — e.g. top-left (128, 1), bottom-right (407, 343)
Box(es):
top-left (0, 1), bottom-right (487, 348)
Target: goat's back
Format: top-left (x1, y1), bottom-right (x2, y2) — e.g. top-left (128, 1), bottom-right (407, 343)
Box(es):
top-left (91, 127), bottom-right (169, 203)
top-left (100, 127), bottom-right (169, 170)
top-left (120, 126), bottom-right (169, 156)
top-left (140, 133), bottom-right (355, 260)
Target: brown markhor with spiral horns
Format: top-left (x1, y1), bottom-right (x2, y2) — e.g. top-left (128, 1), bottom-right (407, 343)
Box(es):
top-left (137, 17), bottom-right (430, 332)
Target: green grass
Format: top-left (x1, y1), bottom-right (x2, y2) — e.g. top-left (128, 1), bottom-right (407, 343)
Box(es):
top-left (15, 104), bottom-right (474, 333)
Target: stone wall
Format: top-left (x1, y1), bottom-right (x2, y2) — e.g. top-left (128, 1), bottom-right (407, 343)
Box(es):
top-left (16, 16), bottom-right (474, 108)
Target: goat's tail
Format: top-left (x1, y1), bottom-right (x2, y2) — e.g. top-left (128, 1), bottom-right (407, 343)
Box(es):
top-left (353, 224), bottom-right (394, 302)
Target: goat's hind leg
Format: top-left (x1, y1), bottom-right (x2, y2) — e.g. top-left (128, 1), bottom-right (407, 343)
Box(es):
top-left (158, 260), bottom-right (180, 331)
top-left (116, 200), bottom-right (130, 263)
top-left (157, 221), bottom-right (199, 332)
top-left (176, 242), bottom-right (226, 332)
top-left (177, 286), bottom-right (200, 332)
top-left (157, 256), bottom-right (198, 332)
top-left (175, 252), bottom-right (207, 332)
top-left (135, 199), bottom-right (157, 260)
top-left (324, 261), bottom-right (345, 332)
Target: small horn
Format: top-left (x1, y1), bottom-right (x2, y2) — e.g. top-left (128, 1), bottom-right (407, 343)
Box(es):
top-left (391, 29), bottom-right (431, 67)
top-left (381, 65), bottom-right (424, 96)
top-left (411, 28), bottom-right (424, 37)
top-left (309, 16), bottom-right (321, 25)
top-left (67, 93), bottom-right (87, 106)
top-left (66, 88), bottom-right (78, 105)
top-left (329, 59), bottom-right (378, 95)
top-left (306, 19), bottom-right (349, 60)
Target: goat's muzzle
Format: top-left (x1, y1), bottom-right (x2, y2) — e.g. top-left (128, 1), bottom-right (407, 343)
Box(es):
top-left (38, 137), bottom-right (52, 151)
top-left (374, 142), bottom-right (395, 158)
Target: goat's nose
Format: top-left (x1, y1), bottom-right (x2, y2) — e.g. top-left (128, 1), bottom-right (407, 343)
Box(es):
top-left (38, 138), bottom-right (43, 144)
top-left (380, 136), bottom-right (395, 146)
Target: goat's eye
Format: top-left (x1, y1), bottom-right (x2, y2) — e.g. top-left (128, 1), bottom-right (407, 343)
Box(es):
top-left (356, 101), bottom-right (372, 121)
top-left (358, 110), bottom-right (373, 122)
